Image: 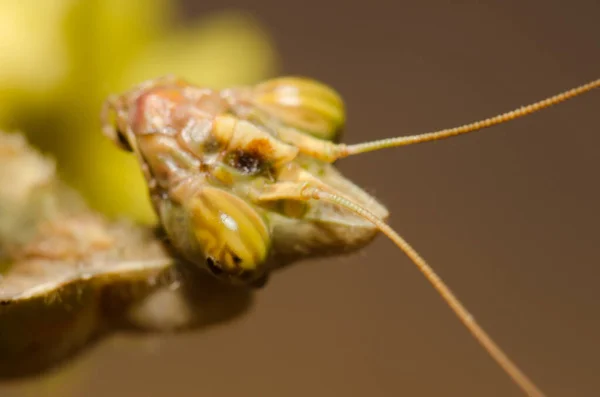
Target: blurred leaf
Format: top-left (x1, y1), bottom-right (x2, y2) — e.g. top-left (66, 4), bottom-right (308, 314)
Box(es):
top-left (122, 10), bottom-right (279, 89)
top-left (0, 130), bottom-right (253, 379)
top-left (62, 0), bottom-right (174, 100)
top-left (0, 1), bottom-right (71, 97)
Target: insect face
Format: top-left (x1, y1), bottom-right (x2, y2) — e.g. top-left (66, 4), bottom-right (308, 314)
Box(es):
top-left (101, 75), bottom-right (387, 286)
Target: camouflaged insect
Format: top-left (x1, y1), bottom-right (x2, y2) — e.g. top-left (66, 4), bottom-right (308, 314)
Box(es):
top-left (102, 76), bottom-right (388, 287)
top-left (102, 75), bottom-right (600, 397)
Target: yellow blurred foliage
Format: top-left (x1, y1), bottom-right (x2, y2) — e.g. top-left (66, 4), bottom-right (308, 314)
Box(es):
top-left (0, 2), bottom-right (70, 94)
top-left (0, 1), bottom-right (278, 224)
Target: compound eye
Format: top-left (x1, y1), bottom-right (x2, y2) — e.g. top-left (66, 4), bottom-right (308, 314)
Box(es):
top-left (252, 76), bottom-right (345, 141)
top-left (189, 187), bottom-right (271, 280)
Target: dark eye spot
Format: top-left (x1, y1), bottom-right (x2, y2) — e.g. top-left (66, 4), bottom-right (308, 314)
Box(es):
top-left (232, 255), bottom-right (242, 265)
top-left (116, 129), bottom-right (133, 152)
top-left (205, 257), bottom-right (223, 275)
top-left (227, 150), bottom-right (263, 175)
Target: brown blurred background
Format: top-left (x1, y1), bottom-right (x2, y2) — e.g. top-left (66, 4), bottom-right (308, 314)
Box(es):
top-left (3, 0), bottom-right (600, 396)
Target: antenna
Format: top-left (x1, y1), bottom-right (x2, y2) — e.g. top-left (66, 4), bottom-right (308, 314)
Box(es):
top-left (335, 78), bottom-right (600, 158)
top-left (300, 184), bottom-right (546, 397)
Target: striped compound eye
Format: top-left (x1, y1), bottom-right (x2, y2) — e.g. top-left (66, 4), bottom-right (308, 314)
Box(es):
top-left (188, 186), bottom-right (271, 281)
top-left (251, 76), bottom-right (346, 141)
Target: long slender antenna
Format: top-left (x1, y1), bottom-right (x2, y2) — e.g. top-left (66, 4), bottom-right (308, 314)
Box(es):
top-left (338, 78), bottom-right (600, 157)
top-left (300, 185), bottom-right (546, 397)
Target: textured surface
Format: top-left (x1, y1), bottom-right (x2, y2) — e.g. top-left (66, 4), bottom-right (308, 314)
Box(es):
top-left (0, 132), bottom-right (252, 377)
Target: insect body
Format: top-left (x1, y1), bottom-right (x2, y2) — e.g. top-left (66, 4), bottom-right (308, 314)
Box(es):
top-left (102, 75), bottom-right (600, 397)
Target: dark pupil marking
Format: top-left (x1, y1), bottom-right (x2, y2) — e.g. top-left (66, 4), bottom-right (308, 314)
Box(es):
top-left (116, 129), bottom-right (133, 152)
top-left (228, 150), bottom-right (262, 175)
top-left (206, 257), bottom-right (223, 275)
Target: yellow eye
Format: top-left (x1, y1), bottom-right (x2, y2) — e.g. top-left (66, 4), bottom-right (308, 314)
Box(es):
top-left (252, 76), bottom-right (345, 141)
top-left (188, 186), bottom-right (270, 280)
